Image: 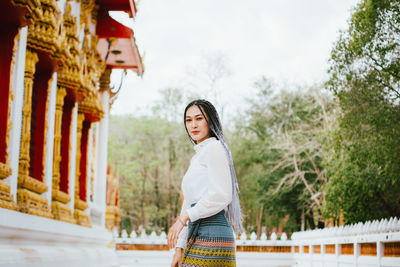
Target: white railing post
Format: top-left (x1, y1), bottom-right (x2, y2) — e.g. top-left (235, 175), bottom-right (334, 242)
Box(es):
top-left (354, 241), bottom-right (359, 267)
top-left (377, 241), bottom-right (383, 266)
top-left (335, 243), bottom-right (340, 267)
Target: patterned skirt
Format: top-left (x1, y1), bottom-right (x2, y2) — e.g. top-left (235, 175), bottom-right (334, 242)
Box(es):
top-left (181, 208), bottom-right (236, 267)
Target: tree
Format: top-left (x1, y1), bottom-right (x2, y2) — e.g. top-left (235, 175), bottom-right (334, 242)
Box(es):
top-left (108, 87), bottom-right (199, 232)
top-left (232, 77), bottom-right (333, 233)
top-left (324, 0), bottom-right (400, 224)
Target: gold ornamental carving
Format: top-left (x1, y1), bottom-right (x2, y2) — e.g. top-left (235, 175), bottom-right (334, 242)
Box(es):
top-left (51, 86), bottom-right (75, 223)
top-left (105, 205), bottom-right (121, 231)
top-left (74, 198), bottom-right (88, 211)
top-left (79, 34), bottom-right (105, 122)
top-left (19, 49), bottom-right (38, 179)
top-left (11, 0), bottom-right (42, 22)
top-left (99, 68), bottom-right (111, 92)
top-left (57, 3), bottom-right (83, 97)
top-left (51, 86), bottom-right (66, 193)
top-left (74, 209), bottom-right (91, 227)
top-left (52, 189), bottom-right (70, 204)
top-left (0, 180), bottom-right (18, 210)
top-left (73, 113), bottom-right (91, 227)
top-left (17, 49), bottom-right (52, 218)
top-left (52, 201), bottom-right (75, 224)
top-left (52, 188), bottom-right (75, 223)
top-left (27, 0), bottom-right (61, 55)
top-left (74, 112), bottom-right (84, 203)
top-left (18, 175), bottom-right (47, 194)
top-left (17, 189), bottom-right (53, 218)
top-left (105, 205), bottom-right (115, 230)
top-left (105, 167), bottom-right (120, 231)
top-left (90, 4), bottom-right (99, 24)
top-left (80, 0), bottom-right (95, 29)
top-left (0, 164), bottom-right (12, 179)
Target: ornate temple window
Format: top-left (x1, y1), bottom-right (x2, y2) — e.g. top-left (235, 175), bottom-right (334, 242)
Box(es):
top-left (0, 25), bottom-right (20, 211)
top-left (17, 49), bottom-right (54, 218)
top-left (17, 0), bottom-right (61, 219)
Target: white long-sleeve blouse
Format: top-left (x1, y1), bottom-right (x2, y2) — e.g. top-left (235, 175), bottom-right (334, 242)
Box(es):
top-left (176, 137), bottom-right (233, 249)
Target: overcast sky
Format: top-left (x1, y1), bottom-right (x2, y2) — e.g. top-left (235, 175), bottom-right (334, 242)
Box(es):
top-left (109, 0), bottom-right (359, 118)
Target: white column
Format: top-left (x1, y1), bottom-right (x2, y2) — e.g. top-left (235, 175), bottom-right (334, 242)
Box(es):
top-left (8, 26), bottom-right (28, 201)
top-left (43, 72), bottom-right (57, 204)
top-left (67, 103), bottom-right (78, 211)
top-left (56, 0), bottom-right (67, 14)
top-left (89, 123), bottom-right (100, 225)
top-left (95, 91), bottom-right (110, 227)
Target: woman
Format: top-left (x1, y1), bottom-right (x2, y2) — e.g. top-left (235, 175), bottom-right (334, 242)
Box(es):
top-left (168, 99), bottom-right (243, 267)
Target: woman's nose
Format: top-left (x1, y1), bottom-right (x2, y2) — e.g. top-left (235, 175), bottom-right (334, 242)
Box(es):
top-left (191, 120), bottom-right (197, 128)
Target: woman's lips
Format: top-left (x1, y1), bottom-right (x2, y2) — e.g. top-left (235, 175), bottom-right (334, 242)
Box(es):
top-left (191, 131), bottom-right (200, 134)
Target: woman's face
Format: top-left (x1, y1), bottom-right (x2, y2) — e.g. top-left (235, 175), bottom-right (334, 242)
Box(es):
top-left (185, 105), bottom-right (210, 143)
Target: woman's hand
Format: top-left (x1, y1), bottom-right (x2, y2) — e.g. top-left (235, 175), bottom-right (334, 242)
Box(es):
top-left (171, 247), bottom-right (183, 267)
top-left (168, 212), bottom-right (189, 249)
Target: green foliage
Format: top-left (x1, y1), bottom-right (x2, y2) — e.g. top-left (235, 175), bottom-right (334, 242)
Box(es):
top-left (231, 77), bottom-right (333, 233)
top-left (108, 114), bottom-right (192, 232)
top-left (324, 0), bottom-right (400, 224)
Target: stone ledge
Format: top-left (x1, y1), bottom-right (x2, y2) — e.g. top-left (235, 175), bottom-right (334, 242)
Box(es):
top-left (0, 207), bottom-right (111, 245)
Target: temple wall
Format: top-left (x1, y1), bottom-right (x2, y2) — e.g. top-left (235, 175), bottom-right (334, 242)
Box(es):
top-left (0, 0), bottom-right (140, 265)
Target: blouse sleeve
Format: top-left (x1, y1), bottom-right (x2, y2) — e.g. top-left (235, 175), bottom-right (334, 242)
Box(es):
top-left (185, 141), bottom-right (233, 222)
top-left (176, 198), bottom-right (190, 249)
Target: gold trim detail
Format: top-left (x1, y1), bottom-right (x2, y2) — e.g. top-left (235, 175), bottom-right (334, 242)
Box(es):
top-left (17, 188), bottom-right (53, 218)
top-left (57, 3), bottom-right (83, 97)
top-left (18, 174), bottom-right (47, 194)
top-left (0, 180), bottom-right (18, 210)
top-left (17, 49), bottom-right (51, 218)
top-left (79, 34), bottom-right (105, 121)
top-left (52, 189), bottom-right (70, 204)
top-left (0, 163), bottom-right (12, 180)
top-left (18, 49), bottom-right (38, 179)
top-left (73, 113), bottom-right (91, 227)
top-left (11, 0), bottom-right (42, 23)
top-left (105, 167), bottom-right (120, 231)
top-left (105, 205), bottom-right (121, 231)
top-left (51, 201), bottom-right (75, 224)
top-left (74, 198), bottom-right (88, 211)
top-left (74, 112), bottom-right (84, 203)
top-left (74, 209), bottom-right (91, 227)
top-left (51, 86), bottom-right (66, 192)
top-left (26, 0), bottom-right (61, 55)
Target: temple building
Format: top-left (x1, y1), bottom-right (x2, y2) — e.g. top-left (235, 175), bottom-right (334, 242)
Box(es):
top-left (0, 0), bottom-right (142, 266)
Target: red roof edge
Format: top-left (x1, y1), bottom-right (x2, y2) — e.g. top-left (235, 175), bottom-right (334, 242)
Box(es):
top-left (96, 10), bottom-right (133, 39)
top-left (130, 36), bottom-right (143, 76)
top-left (129, 0), bottom-right (137, 18)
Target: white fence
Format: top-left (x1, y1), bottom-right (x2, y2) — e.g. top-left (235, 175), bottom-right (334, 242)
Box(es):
top-left (114, 217), bottom-right (400, 267)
